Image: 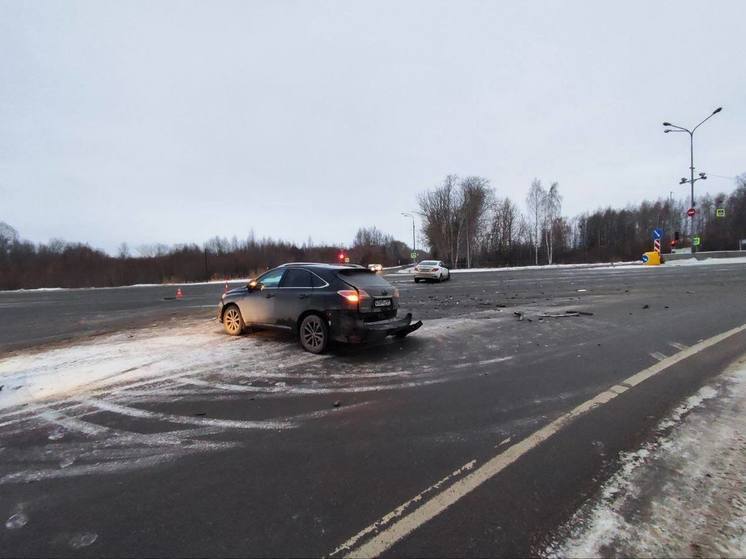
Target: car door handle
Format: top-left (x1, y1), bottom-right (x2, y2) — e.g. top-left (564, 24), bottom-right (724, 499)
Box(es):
top-left (298, 294), bottom-right (309, 299)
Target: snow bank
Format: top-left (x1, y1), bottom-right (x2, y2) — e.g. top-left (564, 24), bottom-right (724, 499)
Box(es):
top-left (664, 255), bottom-right (746, 267)
top-left (545, 362), bottom-right (746, 558)
top-left (4, 278), bottom-right (251, 293)
top-left (392, 261), bottom-right (639, 275)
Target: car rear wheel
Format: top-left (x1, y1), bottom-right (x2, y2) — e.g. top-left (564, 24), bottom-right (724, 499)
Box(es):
top-left (299, 314), bottom-right (328, 354)
top-left (414, 278), bottom-right (420, 283)
top-left (223, 305), bottom-right (245, 336)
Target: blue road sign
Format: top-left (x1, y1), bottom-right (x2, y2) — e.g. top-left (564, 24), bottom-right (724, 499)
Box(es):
top-left (642, 254), bottom-right (649, 263)
top-left (652, 228), bottom-right (663, 240)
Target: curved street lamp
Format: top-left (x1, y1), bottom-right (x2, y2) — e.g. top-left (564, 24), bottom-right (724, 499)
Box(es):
top-left (662, 107), bottom-right (722, 252)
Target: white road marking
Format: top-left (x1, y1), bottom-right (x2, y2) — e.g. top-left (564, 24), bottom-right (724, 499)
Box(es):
top-left (669, 341), bottom-right (689, 351)
top-left (333, 323), bottom-right (746, 558)
top-left (649, 352), bottom-right (667, 362)
top-left (329, 460), bottom-right (477, 557)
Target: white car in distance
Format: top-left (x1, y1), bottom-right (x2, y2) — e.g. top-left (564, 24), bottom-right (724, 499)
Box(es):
top-left (413, 260), bottom-right (450, 283)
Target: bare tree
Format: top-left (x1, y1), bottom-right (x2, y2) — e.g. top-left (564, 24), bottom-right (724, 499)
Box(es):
top-left (526, 179), bottom-right (546, 266)
top-left (418, 175), bottom-right (460, 265)
top-left (353, 226), bottom-right (387, 248)
top-left (117, 242), bottom-right (130, 258)
top-left (543, 182), bottom-right (562, 264)
top-left (458, 176), bottom-right (490, 268)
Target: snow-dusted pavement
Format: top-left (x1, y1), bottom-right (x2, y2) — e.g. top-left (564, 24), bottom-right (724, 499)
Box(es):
top-left (546, 357), bottom-right (746, 558)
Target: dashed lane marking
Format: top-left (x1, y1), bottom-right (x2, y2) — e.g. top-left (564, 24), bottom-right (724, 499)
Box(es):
top-left (331, 323), bottom-right (746, 558)
top-left (650, 352), bottom-right (667, 362)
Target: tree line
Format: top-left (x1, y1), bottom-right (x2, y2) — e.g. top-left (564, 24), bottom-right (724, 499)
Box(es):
top-left (1, 175), bottom-right (744, 289)
top-left (417, 174), bottom-right (746, 267)
top-left (0, 226), bottom-right (412, 290)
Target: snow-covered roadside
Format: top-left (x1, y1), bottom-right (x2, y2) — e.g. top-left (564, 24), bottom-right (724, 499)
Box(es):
top-left (5, 277), bottom-right (252, 293)
top-left (392, 261), bottom-right (640, 275)
top-left (545, 357), bottom-right (746, 558)
top-left (664, 255), bottom-right (746, 267)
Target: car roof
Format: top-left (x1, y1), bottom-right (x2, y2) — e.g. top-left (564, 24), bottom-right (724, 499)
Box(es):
top-left (277, 262), bottom-right (366, 270)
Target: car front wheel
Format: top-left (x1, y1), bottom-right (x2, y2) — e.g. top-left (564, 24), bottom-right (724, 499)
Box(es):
top-left (299, 314), bottom-right (329, 354)
top-left (223, 305), bottom-right (245, 336)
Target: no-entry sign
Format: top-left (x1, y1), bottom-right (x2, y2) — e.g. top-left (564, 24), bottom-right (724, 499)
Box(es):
top-left (687, 208), bottom-right (696, 217)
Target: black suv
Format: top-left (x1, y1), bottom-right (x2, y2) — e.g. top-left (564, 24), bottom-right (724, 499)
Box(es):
top-left (217, 263), bottom-right (422, 353)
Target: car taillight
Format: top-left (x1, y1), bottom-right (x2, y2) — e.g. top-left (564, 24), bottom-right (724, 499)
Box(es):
top-left (338, 290), bottom-right (359, 303)
top-left (338, 289), bottom-right (370, 303)
top-left (430, 267), bottom-right (438, 272)
top-left (414, 267), bottom-right (420, 271)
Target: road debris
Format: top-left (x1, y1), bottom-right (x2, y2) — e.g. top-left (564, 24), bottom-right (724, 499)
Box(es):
top-left (539, 310), bottom-right (594, 318)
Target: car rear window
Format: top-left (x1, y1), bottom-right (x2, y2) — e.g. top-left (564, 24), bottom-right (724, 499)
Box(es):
top-left (420, 261), bottom-right (439, 266)
top-left (337, 270), bottom-right (392, 289)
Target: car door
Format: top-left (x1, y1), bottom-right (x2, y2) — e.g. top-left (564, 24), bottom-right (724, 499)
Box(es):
top-left (238, 268), bottom-right (285, 326)
top-left (274, 268), bottom-right (315, 328)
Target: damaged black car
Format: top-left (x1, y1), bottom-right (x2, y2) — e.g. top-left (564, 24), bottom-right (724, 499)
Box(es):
top-left (217, 263), bottom-right (422, 353)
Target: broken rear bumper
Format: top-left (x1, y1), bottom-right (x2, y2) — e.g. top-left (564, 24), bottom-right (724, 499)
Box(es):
top-left (330, 312), bottom-right (423, 343)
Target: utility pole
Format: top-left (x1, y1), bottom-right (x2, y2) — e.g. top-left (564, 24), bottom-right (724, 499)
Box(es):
top-left (401, 212), bottom-right (416, 262)
top-left (663, 107), bottom-right (722, 253)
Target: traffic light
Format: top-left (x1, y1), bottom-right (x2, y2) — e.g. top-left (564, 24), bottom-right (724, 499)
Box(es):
top-left (338, 251), bottom-right (346, 262)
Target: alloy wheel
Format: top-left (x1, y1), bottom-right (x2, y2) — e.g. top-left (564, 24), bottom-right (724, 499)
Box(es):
top-left (224, 307), bottom-right (242, 335)
top-left (301, 315), bottom-right (326, 352)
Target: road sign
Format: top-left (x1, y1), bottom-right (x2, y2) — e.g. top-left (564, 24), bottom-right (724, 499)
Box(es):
top-left (687, 208), bottom-right (696, 217)
top-left (654, 239), bottom-right (661, 254)
top-left (652, 228), bottom-right (663, 240)
top-left (344, 256), bottom-right (350, 263)
top-left (692, 236), bottom-right (701, 246)
top-left (716, 208), bottom-right (725, 217)
top-left (641, 253), bottom-right (649, 263)
top-left (410, 252), bottom-right (417, 259)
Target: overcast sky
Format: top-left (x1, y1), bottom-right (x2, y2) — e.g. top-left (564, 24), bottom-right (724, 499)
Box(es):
top-left (1, 0), bottom-right (744, 253)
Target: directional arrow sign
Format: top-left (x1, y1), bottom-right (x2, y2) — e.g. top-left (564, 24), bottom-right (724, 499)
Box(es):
top-left (652, 228), bottom-right (663, 240)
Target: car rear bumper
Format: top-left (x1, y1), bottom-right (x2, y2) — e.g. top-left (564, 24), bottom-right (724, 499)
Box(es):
top-left (414, 271), bottom-right (440, 279)
top-left (330, 311), bottom-right (423, 343)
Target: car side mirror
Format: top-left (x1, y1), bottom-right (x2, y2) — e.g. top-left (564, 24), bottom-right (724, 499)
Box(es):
top-left (247, 279), bottom-right (258, 290)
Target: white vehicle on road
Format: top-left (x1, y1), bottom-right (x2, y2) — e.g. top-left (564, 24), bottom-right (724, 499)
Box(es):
top-left (414, 260), bottom-right (450, 283)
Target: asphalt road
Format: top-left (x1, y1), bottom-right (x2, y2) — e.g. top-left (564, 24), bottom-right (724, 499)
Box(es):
top-left (1, 262), bottom-right (745, 556)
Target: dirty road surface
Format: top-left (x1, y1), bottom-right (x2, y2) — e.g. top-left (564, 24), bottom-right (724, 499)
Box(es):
top-left (1, 262), bottom-right (745, 556)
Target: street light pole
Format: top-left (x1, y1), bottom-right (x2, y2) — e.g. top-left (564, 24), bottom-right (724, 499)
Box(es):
top-left (401, 212), bottom-right (416, 259)
top-left (663, 107), bottom-right (722, 254)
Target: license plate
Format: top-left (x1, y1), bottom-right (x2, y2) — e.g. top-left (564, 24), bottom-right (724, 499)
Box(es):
top-left (374, 298), bottom-right (392, 307)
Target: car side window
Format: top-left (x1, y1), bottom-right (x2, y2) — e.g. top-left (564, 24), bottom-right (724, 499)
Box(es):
top-left (280, 269), bottom-right (312, 288)
top-left (258, 268), bottom-right (284, 288)
top-left (310, 272), bottom-right (326, 288)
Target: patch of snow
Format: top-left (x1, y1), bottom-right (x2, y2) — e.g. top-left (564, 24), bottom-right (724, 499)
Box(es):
top-left (664, 256), bottom-right (746, 267)
top-left (545, 361), bottom-right (746, 558)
